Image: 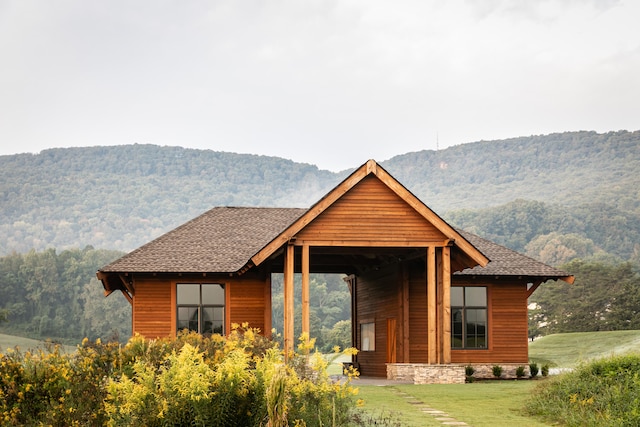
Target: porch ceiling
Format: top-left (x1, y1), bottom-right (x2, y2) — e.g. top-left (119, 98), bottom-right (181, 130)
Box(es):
top-left (267, 245), bottom-right (470, 276)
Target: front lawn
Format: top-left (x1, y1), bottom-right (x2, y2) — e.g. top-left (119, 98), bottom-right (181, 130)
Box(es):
top-left (357, 380), bottom-right (551, 427)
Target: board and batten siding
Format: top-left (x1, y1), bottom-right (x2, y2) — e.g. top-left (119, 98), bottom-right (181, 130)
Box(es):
top-left (296, 175), bottom-right (447, 244)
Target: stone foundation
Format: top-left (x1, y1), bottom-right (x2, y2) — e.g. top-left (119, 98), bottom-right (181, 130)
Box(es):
top-left (386, 363), bottom-right (531, 384)
top-left (466, 364), bottom-right (530, 379)
top-left (386, 363), bottom-right (466, 384)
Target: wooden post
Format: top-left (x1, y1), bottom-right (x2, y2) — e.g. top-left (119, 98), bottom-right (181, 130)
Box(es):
top-left (284, 244), bottom-right (295, 357)
top-left (427, 246), bottom-right (437, 364)
top-left (301, 244), bottom-right (310, 338)
top-left (442, 246), bottom-right (451, 364)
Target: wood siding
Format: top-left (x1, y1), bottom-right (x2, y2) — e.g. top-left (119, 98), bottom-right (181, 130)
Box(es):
top-left (408, 264), bottom-right (429, 363)
top-left (296, 175), bottom-right (447, 245)
top-left (229, 277), bottom-right (270, 334)
top-left (451, 280), bottom-right (529, 364)
top-left (132, 278), bottom-right (173, 338)
top-left (131, 274), bottom-right (271, 339)
top-left (355, 265), bottom-right (401, 377)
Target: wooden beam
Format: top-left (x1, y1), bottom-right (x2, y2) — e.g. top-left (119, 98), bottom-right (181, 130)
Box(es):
top-left (442, 246), bottom-right (451, 364)
top-left (293, 239), bottom-right (453, 247)
top-left (283, 244), bottom-right (295, 357)
top-left (301, 244), bottom-right (310, 337)
top-left (427, 246), bottom-right (437, 364)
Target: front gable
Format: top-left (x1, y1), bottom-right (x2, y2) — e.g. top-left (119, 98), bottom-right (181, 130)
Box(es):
top-left (251, 159), bottom-right (489, 270)
top-left (296, 174), bottom-right (448, 246)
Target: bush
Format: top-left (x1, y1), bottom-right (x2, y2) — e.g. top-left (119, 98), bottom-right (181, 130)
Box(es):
top-left (526, 353), bottom-right (640, 426)
top-left (516, 365), bottom-right (526, 378)
top-left (492, 365), bottom-right (503, 378)
top-left (465, 365), bottom-right (475, 383)
top-left (541, 364), bottom-right (549, 377)
top-left (0, 326), bottom-right (369, 426)
top-left (529, 362), bottom-right (539, 378)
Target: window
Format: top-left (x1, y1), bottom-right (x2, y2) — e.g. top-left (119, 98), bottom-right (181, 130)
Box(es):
top-left (451, 286), bottom-right (487, 349)
top-left (360, 322), bottom-right (375, 351)
top-left (177, 283), bottom-right (225, 335)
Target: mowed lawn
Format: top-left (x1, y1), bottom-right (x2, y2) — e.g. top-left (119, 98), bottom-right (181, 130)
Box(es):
top-left (0, 333), bottom-right (77, 353)
top-left (356, 381), bottom-right (549, 426)
top-left (353, 330), bottom-right (640, 426)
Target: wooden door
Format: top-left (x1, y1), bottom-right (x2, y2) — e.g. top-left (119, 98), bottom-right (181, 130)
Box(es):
top-left (387, 318), bottom-right (397, 363)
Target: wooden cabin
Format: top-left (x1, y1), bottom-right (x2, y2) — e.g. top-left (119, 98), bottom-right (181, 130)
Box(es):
top-left (97, 160), bottom-right (573, 382)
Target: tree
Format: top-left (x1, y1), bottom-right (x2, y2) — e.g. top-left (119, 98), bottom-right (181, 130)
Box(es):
top-left (529, 260), bottom-right (640, 335)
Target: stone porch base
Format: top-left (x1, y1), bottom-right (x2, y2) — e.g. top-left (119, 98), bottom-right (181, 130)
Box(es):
top-left (386, 363), bottom-right (466, 384)
top-left (386, 363), bottom-right (531, 384)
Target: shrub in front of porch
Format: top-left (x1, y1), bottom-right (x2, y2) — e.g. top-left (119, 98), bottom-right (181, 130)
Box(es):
top-left (1, 327), bottom-right (363, 426)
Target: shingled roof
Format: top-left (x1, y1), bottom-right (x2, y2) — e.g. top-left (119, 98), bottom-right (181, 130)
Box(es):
top-left (456, 229), bottom-right (573, 282)
top-left (100, 206), bottom-right (572, 283)
top-left (100, 207), bottom-right (307, 273)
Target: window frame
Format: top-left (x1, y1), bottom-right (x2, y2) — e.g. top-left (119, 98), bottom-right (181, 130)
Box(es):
top-left (451, 286), bottom-right (488, 350)
top-left (176, 283), bottom-right (225, 336)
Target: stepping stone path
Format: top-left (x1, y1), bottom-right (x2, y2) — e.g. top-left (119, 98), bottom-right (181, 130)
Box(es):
top-left (390, 387), bottom-right (471, 426)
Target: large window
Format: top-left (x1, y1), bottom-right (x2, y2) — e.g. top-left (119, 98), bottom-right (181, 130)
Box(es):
top-left (451, 286), bottom-right (487, 349)
top-left (177, 283), bottom-right (225, 335)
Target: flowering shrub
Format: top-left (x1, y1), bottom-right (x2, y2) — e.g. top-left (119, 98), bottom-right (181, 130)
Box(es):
top-left (0, 325), bottom-right (362, 426)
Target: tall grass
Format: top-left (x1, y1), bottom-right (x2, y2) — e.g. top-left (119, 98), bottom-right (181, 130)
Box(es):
top-left (526, 353), bottom-right (640, 426)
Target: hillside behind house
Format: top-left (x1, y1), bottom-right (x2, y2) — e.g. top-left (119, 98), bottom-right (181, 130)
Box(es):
top-left (1, 130), bottom-right (639, 260)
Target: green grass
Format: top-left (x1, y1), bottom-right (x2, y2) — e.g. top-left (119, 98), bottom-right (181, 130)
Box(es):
top-left (529, 330), bottom-right (640, 368)
top-left (357, 381), bottom-right (550, 426)
top-left (354, 331), bottom-right (640, 426)
top-left (0, 333), bottom-right (76, 353)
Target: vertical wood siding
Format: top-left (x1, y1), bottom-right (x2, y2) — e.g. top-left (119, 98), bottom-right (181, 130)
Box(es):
top-left (356, 265), bottom-right (400, 377)
top-left (408, 265), bottom-right (429, 363)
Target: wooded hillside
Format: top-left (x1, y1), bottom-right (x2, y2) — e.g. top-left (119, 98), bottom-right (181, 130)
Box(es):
top-left (1, 130), bottom-right (639, 260)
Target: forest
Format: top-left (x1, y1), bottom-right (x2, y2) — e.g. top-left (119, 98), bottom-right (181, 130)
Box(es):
top-left (0, 130), bottom-right (639, 344)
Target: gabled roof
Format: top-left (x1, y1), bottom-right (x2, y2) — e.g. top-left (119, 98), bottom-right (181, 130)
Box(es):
top-left (251, 159), bottom-right (489, 268)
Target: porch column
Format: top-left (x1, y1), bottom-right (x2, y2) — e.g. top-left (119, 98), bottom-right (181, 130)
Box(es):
top-left (301, 244), bottom-right (310, 338)
top-left (427, 246), bottom-right (437, 364)
top-left (283, 243), bottom-right (295, 357)
top-left (441, 246), bottom-right (452, 363)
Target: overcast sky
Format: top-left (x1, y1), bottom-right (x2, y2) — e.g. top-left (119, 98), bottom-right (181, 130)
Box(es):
top-left (1, 0), bottom-right (638, 171)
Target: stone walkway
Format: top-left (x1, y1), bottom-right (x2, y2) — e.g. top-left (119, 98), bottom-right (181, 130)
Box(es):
top-left (390, 387), bottom-right (471, 426)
